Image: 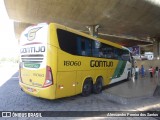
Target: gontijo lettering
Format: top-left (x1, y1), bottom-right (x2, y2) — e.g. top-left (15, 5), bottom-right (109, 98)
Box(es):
top-left (20, 46), bottom-right (45, 53)
top-left (90, 60), bottom-right (113, 67)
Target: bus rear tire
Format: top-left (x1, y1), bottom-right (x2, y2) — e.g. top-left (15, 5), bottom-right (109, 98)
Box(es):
top-left (82, 79), bottom-right (92, 97)
top-left (93, 77), bottom-right (103, 94)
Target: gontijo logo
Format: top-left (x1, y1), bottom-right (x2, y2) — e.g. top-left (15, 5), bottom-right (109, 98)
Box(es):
top-left (25, 27), bottom-right (42, 41)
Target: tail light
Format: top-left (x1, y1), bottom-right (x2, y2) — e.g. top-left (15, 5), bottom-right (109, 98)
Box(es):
top-left (43, 66), bottom-right (53, 87)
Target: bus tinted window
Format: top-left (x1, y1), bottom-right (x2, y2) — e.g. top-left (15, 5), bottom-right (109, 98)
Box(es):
top-left (57, 29), bottom-right (77, 55)
top-left (77, 37), bottom-right (92, 56)
top-left (57, 29), bottom-right (92, 56)
top-left (120, 50), bottom-right (130, 61)
top-left (113, 48), bottom-right (119, 59)
top-left (92, 42), bottom-right (115, 59)
top-left (57, 29), bottom-right (130, 60)
top-left (92, 41), bottom-right (100, 57)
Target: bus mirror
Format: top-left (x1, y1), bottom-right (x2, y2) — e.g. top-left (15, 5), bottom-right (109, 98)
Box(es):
top-left (95, 41), bottom-right (101, 48)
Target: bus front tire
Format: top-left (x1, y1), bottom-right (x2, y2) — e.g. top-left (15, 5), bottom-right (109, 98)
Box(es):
top-left (93, 77), bottom-right (103, 94)
top-left (82, 79), bottom-right (92, 96)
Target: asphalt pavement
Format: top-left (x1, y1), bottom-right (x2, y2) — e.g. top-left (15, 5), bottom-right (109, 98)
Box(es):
top-left (0, 69), bottom-right (160, 120)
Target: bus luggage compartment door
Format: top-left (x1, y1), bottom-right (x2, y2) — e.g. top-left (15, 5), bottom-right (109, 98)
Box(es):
top-left (56, 71), bottom-right (76, 98)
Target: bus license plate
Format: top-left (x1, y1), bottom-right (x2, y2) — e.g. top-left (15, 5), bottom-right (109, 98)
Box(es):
top-left (27, 87), bottom-right (33, 92)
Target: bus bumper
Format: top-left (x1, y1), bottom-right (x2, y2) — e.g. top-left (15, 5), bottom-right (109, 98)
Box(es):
top-left (19, 82), bottom-right (55, 100)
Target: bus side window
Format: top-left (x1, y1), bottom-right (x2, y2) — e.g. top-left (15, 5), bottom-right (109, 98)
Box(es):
top-left (113, 48), bottom-right (118, 59)
top-left (118, 49), bottom-right (123, 60)
top-left (82, 51), bottom-right (86, 55)
top-left (104, 45), bottom-right (114, 59)
top-left (92, 41), bottom-right (100, 57)
top-left (85, 39), bottom-right (92, 56)
top-left (57, 29), bottom-right (77, 55)
top-left (81, 39), bottom-right (86, 55)
top-left (77, 37), bottom-right (82, 55)
top-left (77, 37), bottom-right (86, 56)
top-left (76, 37), bottom-right (92, 56)
top-left (98, 43), bottom-right (105, 58)
top-left (120, 50), bottom-right (130, 61)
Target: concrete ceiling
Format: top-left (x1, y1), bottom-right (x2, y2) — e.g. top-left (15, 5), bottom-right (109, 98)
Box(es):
top-left (5, 0), bottom-right (160, 47)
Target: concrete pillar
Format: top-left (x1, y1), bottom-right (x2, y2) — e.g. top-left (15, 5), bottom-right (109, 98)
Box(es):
top-left (153, 40), bottom-right (160, 59)
top-left (86, 25), bottom-right (100, 37)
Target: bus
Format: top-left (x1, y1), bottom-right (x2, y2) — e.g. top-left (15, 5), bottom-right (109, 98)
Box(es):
top-left (19, 23), bottom-right (133, 99)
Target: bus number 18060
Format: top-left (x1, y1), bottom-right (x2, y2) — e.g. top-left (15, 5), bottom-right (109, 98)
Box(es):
top-left (64, 61), bottom-right (81, 66)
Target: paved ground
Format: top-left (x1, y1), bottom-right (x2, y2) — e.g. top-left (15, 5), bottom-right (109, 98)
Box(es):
top-left (0, 68), bottom-right (160, 120)
top-left (0, 62), bottom-right (18, 87)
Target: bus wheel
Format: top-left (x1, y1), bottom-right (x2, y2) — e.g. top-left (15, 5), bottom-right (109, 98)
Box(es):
top-left (93, 77), bottom-right (103, 94)
top-left (82, 79), bottom-right (92, 96)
